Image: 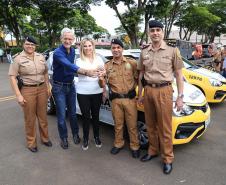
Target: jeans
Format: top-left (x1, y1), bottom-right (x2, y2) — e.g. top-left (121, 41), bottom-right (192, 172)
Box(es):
top-left (52, 82), bottom-right (79, 139)
top-left (77, 93), bottom-right (102, 140)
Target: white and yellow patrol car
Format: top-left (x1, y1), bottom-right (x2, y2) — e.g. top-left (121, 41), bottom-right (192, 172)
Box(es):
top-left (183, 58), bottom-right (226, 103)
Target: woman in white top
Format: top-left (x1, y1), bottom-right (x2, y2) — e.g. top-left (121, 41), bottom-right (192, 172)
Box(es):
top-left (76, 38), bottom-right (105, 150)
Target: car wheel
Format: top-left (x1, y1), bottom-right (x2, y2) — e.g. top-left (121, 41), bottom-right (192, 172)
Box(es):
top-left (137, 120), bottom-right (149, 149)
top-left (47, 96), bottom-right (56, 115)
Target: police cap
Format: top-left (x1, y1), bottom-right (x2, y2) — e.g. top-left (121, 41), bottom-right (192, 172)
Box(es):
top-left (24, 36), bottom-right (37, 45)
top-left (111, 39), bottom-right (124, 48)
top-left (149, 20), bottom-right (164, 29)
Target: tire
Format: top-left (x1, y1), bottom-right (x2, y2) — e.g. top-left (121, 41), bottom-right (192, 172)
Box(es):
top-left (47, 96), bottom-right (56, 115)
top-left (137, 112), bottom-right (149, 149)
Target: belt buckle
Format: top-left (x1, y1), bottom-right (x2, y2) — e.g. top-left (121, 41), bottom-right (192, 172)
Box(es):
top-left (119, 94), bottom-right (124, 98)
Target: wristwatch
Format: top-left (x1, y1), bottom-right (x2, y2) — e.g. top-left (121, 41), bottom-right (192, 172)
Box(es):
top-left (178, 93), bottom-right (184, 99)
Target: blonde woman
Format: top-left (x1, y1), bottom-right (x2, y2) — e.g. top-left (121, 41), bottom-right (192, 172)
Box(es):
top-left (76, 38), bottom-right (105, 150)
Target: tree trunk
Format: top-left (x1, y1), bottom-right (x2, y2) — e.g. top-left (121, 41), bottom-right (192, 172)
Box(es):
top-left (128, 31), bottom-right (138, 48)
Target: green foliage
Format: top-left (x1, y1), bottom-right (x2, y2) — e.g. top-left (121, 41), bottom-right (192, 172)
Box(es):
top-left (10, 47), bottom-right (23, 56)
top-left (1, 0), bottom-right (105, 47)
top-left (175, 4), bottom-right (221, 41)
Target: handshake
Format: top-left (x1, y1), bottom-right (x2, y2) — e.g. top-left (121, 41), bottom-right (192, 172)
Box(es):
top-left (78, 65), bottom-right (106, 78)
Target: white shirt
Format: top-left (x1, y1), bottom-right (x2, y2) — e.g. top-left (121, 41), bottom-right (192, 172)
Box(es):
top-left (76, 56), bottom-right (104, 94)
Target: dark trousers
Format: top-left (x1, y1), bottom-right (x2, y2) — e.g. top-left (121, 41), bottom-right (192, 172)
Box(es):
top-left (77, 93), bottom-right (102, 140)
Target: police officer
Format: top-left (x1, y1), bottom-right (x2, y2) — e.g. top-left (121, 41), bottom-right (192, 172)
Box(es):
top-left (105, 39), bottom-right (140, 158)
top-left (8, 36), bottom-right (52, 153)
top-left (138, 20), bottom-right (184, 174)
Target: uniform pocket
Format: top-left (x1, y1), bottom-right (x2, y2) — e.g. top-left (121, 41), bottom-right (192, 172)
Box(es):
top-left (20, 63), bottom-right (32, 74)
top-left (37, 60), bottom-right (46, 74)
top-left (158, 57), bottom-right (172, 72)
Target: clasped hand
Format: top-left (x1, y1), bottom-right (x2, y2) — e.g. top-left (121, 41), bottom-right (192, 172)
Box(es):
top-left (87, 68), bottom-right (106, 78)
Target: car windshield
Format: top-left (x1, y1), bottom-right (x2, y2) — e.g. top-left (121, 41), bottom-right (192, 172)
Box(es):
top-left (183, 57), bottom-right (196, 68)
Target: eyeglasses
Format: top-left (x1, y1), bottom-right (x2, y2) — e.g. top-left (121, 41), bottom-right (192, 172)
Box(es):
top-left (150, 28), bottom-right (162, 33)
top-left (24, 43), bottom-right (36, 47)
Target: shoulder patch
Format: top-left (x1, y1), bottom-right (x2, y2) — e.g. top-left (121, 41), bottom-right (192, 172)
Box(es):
top-left (126, 56), bottom-right (135, 61)
top-left (105, 60), bottom-right (111, 64)
top-left (141, 44), bottom-right (150, 50)
top-left (175, 47), bottom-right (182, 58)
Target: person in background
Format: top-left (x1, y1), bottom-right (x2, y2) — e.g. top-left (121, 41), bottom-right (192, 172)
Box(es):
top-left (8, 36), bottom-right (52, 153)
top-left (221, 45), bottom-right (226, 77)
top-left (138, 20), bottom-right (184, 174)
top-left (208, 43), bottom-right (222, 73)
top-left (52, 28), bottom-right (98, 150)
top-left (6, 47), bottom-right (12, 63)
top-left (76, 38), bottom-right (105, 150)
top-left (105, 39), bottom-right (140, 159)
top-left (0, 48), bottom-right (4, 63)
top-left (191, 44), bottom-right (203, 60)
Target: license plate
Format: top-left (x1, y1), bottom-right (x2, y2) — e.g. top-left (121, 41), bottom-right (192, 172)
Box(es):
top-left (205, 116), bottom-right (211, 128)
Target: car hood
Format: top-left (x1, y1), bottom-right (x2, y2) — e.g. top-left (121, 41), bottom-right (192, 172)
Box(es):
top-left (172, 80), bottom-right (206, 104)
top-left (191, 67), bottom-right (226, 82)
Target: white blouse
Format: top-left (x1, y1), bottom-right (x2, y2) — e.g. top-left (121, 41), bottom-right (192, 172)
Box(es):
top-left (76, 56), bottom-right (104, 95)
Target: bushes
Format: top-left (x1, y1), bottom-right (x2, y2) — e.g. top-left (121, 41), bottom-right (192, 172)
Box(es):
top-left (6, 46), bottom-right (50, 56)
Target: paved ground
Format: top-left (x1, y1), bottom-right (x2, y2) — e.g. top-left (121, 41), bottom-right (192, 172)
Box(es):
top-left (0, 62), bottom-right (226, 185)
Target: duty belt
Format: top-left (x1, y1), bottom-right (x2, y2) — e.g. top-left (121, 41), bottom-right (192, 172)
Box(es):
top-left (146, 82), bottom-right (171, 88)
top-left (23, 82), bottom-right (44, 87)
top-left (110, 89), bottom-right (136, 101)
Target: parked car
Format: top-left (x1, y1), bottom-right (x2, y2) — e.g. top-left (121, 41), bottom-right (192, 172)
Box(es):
top-left (46, 49), bottom-right (211, 147)
top-left (126, 48), bottom-right (226, 103)
top-left (183, 57), bottom-right (226, 103)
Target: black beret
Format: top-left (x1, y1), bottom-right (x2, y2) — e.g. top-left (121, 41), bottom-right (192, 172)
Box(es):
top-left (149, 20), bottom-right (164, 29)
top-left (25, 36), bottom-right (37, 45)
top-left (111, 39), bottom-right (124, 48)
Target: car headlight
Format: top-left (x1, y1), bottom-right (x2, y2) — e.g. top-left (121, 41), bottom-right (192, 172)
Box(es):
top-left (173, 104), bottom-right (194, 117)
top-left (209, 78), bottom-right (222, 87)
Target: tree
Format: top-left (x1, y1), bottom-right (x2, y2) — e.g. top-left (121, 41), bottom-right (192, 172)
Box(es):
top-left (93, 26), bottom-right (109, 41)
top-left (68, 10), bottom-right (99, 41)
top-left (104, 0), bottom-right (184, 47)
top-left (105, 0), bottom-right (147, 48)
top-left (207, 0), bottom-right (226, 42)
top-left (31, 0), bottom-right (101, 46)
top-left (0, 0), bottom-right (31, 46)
top-left (175, 5), bottom-right (220, 41)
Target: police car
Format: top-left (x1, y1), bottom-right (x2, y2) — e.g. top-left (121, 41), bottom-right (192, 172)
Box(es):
top-left (46, 49), bottom-right (211, 147)
top-left (183, 58), bottom-right (226, 103)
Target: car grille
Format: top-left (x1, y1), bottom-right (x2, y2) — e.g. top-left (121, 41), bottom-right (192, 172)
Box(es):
top-left (190, 103), bottom-right (208, 113)
top-left (214, 90), bottom-right (226, 99)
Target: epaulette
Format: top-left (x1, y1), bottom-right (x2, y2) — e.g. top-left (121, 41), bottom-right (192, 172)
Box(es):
top-left (166, 42), bottom-right (176, 48)
top-left (105, 60), bottom-right (111, 64)
top-left (126, 56), bottom-right (134, 60)
top-left (141, 44), bottom-right (150, 50)
top-left (126, 56), bottom-right (136, 62)
top-left (12, 52), bottom-right (20, 59)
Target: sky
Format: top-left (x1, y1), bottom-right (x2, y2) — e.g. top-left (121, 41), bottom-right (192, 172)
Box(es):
top-left (89, 2), bottom-right (124, 35)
